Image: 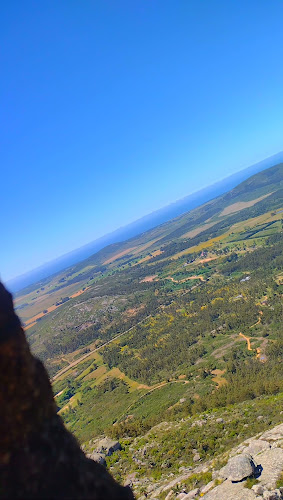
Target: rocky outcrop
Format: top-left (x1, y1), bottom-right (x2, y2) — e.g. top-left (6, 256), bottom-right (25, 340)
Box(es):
top-left (202, 424), bottom-right (283, 500)
top-left (0, 283), bottom-right (134, 499)
top-left (87, 452), bottom-right (107, 466)
top-left (95, 438), bottom-right (122, 456)
top-left (218, 453), bottom-right (257, 481)
top-left (138, 421), bottom-right (283, 499)
top-left (86, 437), bottom-right (122, 465)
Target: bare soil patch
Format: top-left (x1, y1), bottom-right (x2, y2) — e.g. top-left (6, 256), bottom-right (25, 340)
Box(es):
top-left (125, 305), bottom-right (145, 317)
top-left (181, 221), bottom-right (216, 239)
top-left (220, 193), bottom-right (272, 216)
top-left (211, 368), bottom-right (227, 388)
top-left (166, 275), bottom-right (205, 284)
top-left (140, 275), bottom-right (158, 283)
top-left (197, 256), bottom-right (218, 264)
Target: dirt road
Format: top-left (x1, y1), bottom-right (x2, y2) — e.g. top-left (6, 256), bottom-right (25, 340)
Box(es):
top-left (52, 315), bottom-right (152, 382)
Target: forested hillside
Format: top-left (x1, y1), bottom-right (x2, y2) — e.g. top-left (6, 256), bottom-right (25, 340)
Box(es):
top-left (13, 163), bottom-right (283, 498)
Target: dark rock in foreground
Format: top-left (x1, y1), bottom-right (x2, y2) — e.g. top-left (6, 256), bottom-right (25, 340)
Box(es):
top-left (0, 282), bottom-right (134, 499)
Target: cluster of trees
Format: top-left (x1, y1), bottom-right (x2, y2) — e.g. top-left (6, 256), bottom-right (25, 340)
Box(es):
top-left (108, 352), bottom-right (283, 440)
top-left (52, 202), bottom-right (283, 446)
top-left (101, 268), bottom-right (272, 384)
top-left (41, 322), bottom-right (102, 364)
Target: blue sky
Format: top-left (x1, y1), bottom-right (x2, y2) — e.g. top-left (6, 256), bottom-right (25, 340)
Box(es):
top-left (1, 1), bottom-right (283, 281)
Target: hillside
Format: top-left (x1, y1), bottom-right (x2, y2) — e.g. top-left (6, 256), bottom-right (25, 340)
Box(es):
top-left (8, 153), bottom-right (283, 293)
top-left (103, 400), bottom-right (283, 498)
top-left (12, 163), bottom-right (283, 498)
top-left (15, 163), bottom-right (283, 307)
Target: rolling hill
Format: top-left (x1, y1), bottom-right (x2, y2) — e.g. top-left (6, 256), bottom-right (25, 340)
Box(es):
top-left (7, 152), bottom-right (283, 293)
top-left (11, 161), bottom-right (283, 498)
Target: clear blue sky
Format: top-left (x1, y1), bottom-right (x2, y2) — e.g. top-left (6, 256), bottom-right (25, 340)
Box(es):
top-left (1, 1), bottom-right (283, 281)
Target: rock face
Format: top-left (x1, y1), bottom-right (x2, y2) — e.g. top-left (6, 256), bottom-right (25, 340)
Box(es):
top-left (246, 439), bottom-right (271, 456)
top-left (145, 420), bottom-right (283, 499)
top-left (201, 480), bottom-right (258, 499)
top-left (87, 452), bottom-right (107, 466)
top-left (96, 438), bottom-right (122, 456)
top-left (0, 283), bottom-right (134, 499)
top-left (201, 425), bottom-right (283, 500)
top-left (219, 453), bottom-right (257, 481)
top-left (257, 448), bottom-right (283, 488)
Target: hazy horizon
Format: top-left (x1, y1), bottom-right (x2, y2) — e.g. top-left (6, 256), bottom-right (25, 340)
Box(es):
top-left (2, 155), bottom-right (269, 282)
top-left (2, 1), bottom-right (283, 281)
top-left (4, 150), bottom-right (283, 285)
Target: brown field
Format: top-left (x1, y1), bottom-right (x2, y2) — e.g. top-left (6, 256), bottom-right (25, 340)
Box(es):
top-left (103, 246), bottom-right (137, 265)
top-left (166, 275), bottom-right (205, 284)
top-left (70, 287), bottom-right (89, 298)
top-left (197, 256), bottom-right (218, 264)
top-left (17, 281), bottom-right (92, 322)
top-left (181, 221), bottom-right (216, 239)
top-left (84, 365), bottom-right (107, 381)
top-left (138, 249), bottom-right (163, 264)
top-left (140, 275), bottom-right (158, 283)
top-left (220, 193), bottom-right (272, 216)
top-left (24, 304), bottom-right (60, 328)
top-left (24, 287), bottom-right (90, 330)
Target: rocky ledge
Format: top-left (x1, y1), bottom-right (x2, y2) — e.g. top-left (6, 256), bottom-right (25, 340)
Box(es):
top-left (154, 424), bottom-right (283, 500)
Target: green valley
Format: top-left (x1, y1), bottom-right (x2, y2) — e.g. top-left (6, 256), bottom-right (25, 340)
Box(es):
top-left (15, 163), bottom-right (283, 498)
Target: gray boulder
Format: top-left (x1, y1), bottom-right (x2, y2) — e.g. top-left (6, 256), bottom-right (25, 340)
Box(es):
top-left (86, 451), bottom-right (106, 466)
top-left (95, 437), bottom-right (121, 456)
top-left (219, 454), bottom-right (257, 482)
